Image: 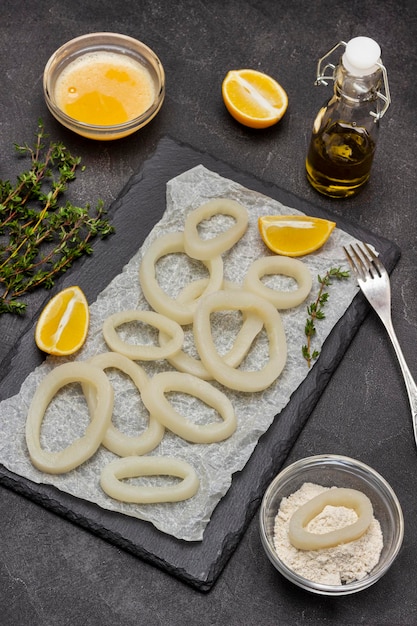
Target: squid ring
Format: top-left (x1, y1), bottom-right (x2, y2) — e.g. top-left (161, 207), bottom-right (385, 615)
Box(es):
top-left (25, 362), bottom-right (114, 474)
top-left (288, 488), bottom-right (374, 551)
top-left (85, 352), bottom-right (165, 457)
top-left (138, 231), bottom-right (223, 325)
top-left (159, 330), bottom-right (213, 380)
top-left (158, 278), bottom-right (213, 379)
top-left (102, 310), bottom-right (184, 361)
top-left (100, 456), bottom-right (200, 503)
top-left (244, 256), bottom-right (312, 309)
top-left (160, 279), bottom-right (264, 379)
top-left (176, 277), bottom-right (214, 304)
top-left (140, 371), bottom-right (237, 443)
top-left (193, 289), bottom-right (287, 392)
top-left (183, 198), bottom-right (248, 260)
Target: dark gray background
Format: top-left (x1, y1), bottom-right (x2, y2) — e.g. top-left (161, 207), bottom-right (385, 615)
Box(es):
top-left (0, 1), bottom-right (416, 624)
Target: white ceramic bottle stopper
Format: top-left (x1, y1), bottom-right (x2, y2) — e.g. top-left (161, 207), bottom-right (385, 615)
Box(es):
top-left (342, 36), bottom-right (381, 76)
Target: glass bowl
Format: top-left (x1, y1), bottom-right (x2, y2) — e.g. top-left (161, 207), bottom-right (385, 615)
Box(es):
top-left (259, 454), bottom-right (404, 596)
top-left (43, 32), bottom-right (165, 140)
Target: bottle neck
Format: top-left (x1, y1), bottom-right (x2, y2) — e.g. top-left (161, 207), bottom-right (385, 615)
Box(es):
top-left (334, 63), bottom-right (383, 104)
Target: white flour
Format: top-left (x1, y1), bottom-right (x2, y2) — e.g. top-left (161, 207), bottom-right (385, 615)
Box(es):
top-left (273, 482), bottom-right (383, 585)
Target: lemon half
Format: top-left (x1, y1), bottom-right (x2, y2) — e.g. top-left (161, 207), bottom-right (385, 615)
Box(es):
top-left (222, 69), bottom-right (288, 129)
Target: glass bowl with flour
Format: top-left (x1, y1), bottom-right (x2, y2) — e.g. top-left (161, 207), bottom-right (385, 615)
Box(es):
top-left (259, 455), bottom-right (404, 595)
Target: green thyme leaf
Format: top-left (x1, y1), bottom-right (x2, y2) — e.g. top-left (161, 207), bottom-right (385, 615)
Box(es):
top-left (303, 266), bottom-right (350, 367)
top-left (0, 120), bottom-right (114, 315)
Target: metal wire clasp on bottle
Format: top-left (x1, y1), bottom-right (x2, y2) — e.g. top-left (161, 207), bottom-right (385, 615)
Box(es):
top-left (315, 40), bottom-right (391, 121)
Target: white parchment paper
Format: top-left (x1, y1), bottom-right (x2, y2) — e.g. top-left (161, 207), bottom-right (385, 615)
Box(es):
top-left (0, 166), bottom-right (360, 541)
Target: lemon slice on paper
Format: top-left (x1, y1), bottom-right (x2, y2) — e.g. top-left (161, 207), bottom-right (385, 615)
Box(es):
top-left (222, 69), bottom-right (288, 129)
top-left (35, 285), bottom-right (90, 356)
top-left (258, 215), bottom-right (336, 257)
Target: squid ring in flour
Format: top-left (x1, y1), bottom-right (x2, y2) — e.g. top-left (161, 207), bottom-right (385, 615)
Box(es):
top-left (138, 231), bottom-right (223, 325)
top-left (288, 487), bottom-right (374, 551)
top-left (193, 289), bottom-right (287, 392)
top-left (244, 256), bottom-right (312, 309)
top-left (140, 371), bottom-right (237, 443)
top-left (183, 198), bottom-right (248, 260)
top-left (25, 362), bottom-right (114, 474)
top-left (102, 310), bottom-right (184, 361)
top-left (100, 456), bottom-right (200, 503)
top-left (85, 352), bottom-right (165, 457)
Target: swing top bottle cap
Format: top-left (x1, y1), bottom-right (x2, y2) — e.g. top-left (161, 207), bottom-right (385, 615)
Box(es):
top-left (342, 36), bottom-right (381, 77)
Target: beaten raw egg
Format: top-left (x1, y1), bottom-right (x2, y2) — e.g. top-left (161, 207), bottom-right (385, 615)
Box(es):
top-left (43, 33), bottom-right (165, 140)
top-left (54, 51), bottom-right (155, 126)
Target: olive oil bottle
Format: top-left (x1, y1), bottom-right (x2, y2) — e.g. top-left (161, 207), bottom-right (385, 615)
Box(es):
top-left (306, 37), bottom-right (390, 198)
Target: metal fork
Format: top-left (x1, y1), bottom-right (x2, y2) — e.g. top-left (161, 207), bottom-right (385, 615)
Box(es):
top-left (344, 242), bottom-right (417, 447)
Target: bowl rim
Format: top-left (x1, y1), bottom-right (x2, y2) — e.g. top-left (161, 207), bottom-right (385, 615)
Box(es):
top-left (259, 454), bottom-right (404, 595)
top-left (43, 31), bottom-right (165, 135)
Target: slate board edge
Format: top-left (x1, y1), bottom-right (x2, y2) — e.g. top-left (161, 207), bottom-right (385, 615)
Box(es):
top-left (0, 136), bottom-right (401, 592)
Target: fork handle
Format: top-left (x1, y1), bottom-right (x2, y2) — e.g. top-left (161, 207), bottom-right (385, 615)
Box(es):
top-left (382, 315), bottom-right (417, 442)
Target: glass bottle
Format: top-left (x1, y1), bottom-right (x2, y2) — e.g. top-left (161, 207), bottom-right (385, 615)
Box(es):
top-left (305, 36), bottom-right (391, 198)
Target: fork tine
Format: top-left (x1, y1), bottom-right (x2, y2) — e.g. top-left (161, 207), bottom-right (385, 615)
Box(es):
top-left (343, 242), bottom-right (385, 281)
top-left (343, 245), bottom-right (357, 274)
top-left (352, 244), bottom-right (371, 275)
top-left (343, 244), bottom-right (367, 280)
top-left (362, 242), bottom-right (385, 276)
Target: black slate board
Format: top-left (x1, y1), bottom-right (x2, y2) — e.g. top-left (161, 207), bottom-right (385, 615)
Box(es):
top-left (0, 136), bottom-right (401, 591)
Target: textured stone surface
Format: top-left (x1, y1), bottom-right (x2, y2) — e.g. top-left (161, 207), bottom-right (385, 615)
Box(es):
top-left (0, 1), bottom-right (416, 623)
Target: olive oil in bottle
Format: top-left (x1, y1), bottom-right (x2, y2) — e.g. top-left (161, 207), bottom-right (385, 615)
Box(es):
top-left (306, 37), bottom-right (390, 198)
top-left (306, 122), bottom-right (376, 197)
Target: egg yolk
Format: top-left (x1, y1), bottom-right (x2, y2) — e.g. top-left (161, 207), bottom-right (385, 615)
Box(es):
top-left (55, 51), bottom-right (155, 126)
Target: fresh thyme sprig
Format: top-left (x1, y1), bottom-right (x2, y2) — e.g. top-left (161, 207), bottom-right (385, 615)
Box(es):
top-left (0, 121), bottom-right (114, 315)
top-left (302, 266), bottom-right (350, 368)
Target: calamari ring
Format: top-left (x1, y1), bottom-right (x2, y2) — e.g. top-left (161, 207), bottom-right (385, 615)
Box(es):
top-left (140, 371), bottom-right (237, 443)
top-left (288, 488), bottom-right (374, 551)
top-left (160, 279), bottom-right (264, 379)
top-left (102, 310), bottom-right (184, 361)
top-left (159, 330), bottom-right (212, 380)
top-left (176, 277), bottom-right (213, 304)
top-left (26, 362), bottom-right (114, 474)
top-left (193, 289), bottom-right (287, 392)
top-left (138, 231), bottom-right (223, 325)
top-left (244, 256), bottom-right (312, 309)
top-left (159, 277), bottom-right (212, 379)
top-left (85, 352), bottom-right (165, 457)
top-left (100, 456), bottom-right (200, 503)
top-left (159, 278), bottom-right (212, 380)
top-left (183, 198), bottom-right (249, 260)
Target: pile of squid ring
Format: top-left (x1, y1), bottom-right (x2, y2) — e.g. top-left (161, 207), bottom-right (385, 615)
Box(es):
top-left (26, 198), bottom-right (313, 505)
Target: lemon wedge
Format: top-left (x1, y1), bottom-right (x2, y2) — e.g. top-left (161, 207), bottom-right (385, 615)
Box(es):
top-left (222, 69), bottom-right (288, 129)
top-left (258, 215), bottom-right (336, 257)
top-left (35, 285), bottom-right (90, 356)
